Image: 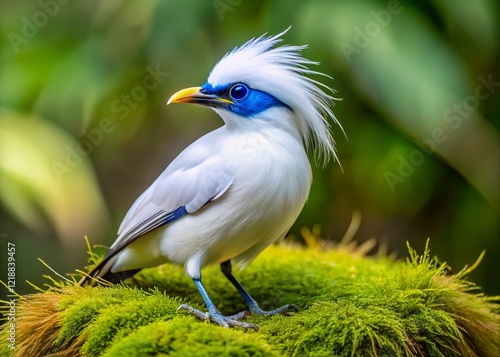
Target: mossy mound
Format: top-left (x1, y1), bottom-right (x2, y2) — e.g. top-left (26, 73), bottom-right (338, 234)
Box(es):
top-left (1, 242), bottom-right (499, 356)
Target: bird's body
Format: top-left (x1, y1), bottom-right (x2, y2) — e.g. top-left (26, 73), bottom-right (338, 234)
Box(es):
top-left (111, 117), bottom-right (311, 278)
top-left (81, 29), bottom-right (341, 330)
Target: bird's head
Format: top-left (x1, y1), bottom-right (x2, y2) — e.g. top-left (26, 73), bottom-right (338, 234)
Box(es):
top-left (167, 29), bottom-right (342, 165)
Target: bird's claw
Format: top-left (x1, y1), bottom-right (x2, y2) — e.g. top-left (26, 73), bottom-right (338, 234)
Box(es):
top-left (178, 304), bottom-right (258, 331)
top-left (249, 302), bottom-right (298, 316)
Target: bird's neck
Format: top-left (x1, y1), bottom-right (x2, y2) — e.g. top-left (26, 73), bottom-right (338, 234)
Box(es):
top-left (214, 107), bottom-right (305, 150)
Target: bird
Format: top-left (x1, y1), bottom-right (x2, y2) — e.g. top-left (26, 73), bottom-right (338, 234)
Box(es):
top-left (79, 28), bottom-right (341, 330)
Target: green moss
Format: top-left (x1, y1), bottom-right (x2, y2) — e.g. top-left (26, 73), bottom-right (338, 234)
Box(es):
top-left (56, 286), bottom-right (153, 346)
top-left (137, 244), bottom-right (381, 314)
top-left (77, 293), bottom-right (180, 356)
top-left (102, 317), bottom-right (277, 357)
top-left (1, 242), bottom-right (499, 357)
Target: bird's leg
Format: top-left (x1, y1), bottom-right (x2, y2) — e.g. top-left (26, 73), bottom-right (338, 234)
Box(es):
top-left (220, 260), bottom-right (298, 316)
top-left (178, 277), bottom-right (258, 331)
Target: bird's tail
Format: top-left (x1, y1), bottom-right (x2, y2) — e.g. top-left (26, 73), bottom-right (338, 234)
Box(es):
top-left (78, 254), bottom-right (140, 286)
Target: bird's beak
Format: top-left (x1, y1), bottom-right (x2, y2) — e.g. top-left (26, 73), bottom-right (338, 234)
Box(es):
top-left (167, 87), bottom-right (233, 108)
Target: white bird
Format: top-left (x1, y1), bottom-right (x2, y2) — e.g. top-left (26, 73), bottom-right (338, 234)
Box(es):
top-left (80, 29), bottom-right (341, 330)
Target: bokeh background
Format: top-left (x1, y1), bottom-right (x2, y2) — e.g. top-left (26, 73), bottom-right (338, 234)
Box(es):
top-left (1, 0), bottom-right (499, 296)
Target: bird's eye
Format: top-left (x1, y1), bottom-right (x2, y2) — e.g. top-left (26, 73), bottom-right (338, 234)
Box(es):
top-left (229, 84), bottom-right (248, 100)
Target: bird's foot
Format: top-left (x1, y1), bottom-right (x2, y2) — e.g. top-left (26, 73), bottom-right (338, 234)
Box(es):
top-left (178, 304), bottom-right (258, 331)
top-left (248, 302), bottom-right (298, 316)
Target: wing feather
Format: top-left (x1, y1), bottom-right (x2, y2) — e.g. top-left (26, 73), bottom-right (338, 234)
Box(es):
top-left (110, 152), bottom-right (233, 253)
top-left (80, 129), bottom-right (234, 285)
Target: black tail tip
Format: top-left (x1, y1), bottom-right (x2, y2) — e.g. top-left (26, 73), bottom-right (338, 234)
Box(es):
top-left (79, 269), bottom-right (141, 286)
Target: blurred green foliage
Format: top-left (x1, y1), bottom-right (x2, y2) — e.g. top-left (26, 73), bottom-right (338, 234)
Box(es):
top-left (0, 0), bottom-right (499, 296)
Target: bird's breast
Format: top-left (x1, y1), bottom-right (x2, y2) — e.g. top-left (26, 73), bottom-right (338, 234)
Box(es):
top-left (221, 130), bottom-right (312, 236)
top-left (226, 129), bottom-right (310, 191)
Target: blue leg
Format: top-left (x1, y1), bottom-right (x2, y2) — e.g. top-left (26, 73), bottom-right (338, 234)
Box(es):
top-left (178, 277), bottom-right (258, 330)
top-left (220, 260), bottom-right (298, 316)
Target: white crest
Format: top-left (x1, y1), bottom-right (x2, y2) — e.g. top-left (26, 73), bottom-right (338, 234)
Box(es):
top-left (208, 28), bottom-right (343, 165)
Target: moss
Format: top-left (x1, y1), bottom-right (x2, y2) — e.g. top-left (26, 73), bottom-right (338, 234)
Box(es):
top-left (1, 242), bottom-right (499, 357)
top-left (102, 318), bottom-right (277, 357)
top-left (81, 291), bottom-right (180, 357)
top-left (56, 286), bottom-right (153, 345)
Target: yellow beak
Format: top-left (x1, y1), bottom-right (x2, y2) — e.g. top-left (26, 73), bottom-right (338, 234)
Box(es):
top-left (167, 87), bottom-right (233, 107)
